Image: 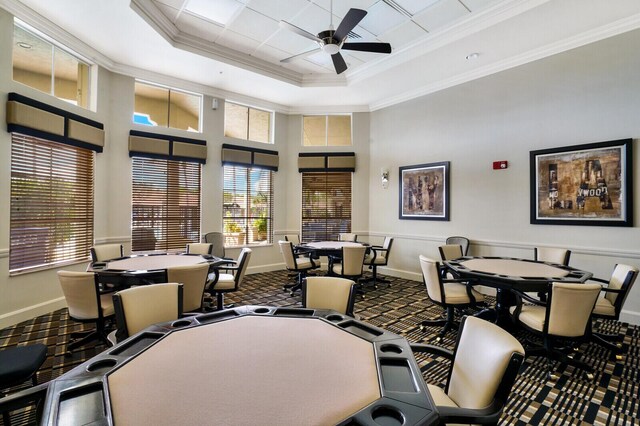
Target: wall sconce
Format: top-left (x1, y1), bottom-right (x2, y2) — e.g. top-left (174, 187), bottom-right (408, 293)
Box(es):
top-left (381, 168), bottom-right (389, 189)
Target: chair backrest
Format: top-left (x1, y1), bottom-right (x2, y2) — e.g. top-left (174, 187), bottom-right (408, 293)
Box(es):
top-left (340, 245), bottom-right (367, 276)
top-left (446, 316), bottom-right (524, 411)
top-left (546, 282), bottom-right (601, 337)
top-left (167, 263), bottom-right (210, 312)
top-left (204, 232), bottom-right (225, 258)
top-left (90, 244), bottom-right (123, 262)
top-left (339, 233), bottom-right (357, 242)
top-left (602, 264), bottom-right (638, 315)
top-left (279, 241), bottom-right (299, 270)
top-left (58, 271), bottom-right (101, 320)
top-left (373, 237), bottom-right (394, 264)
top-left (113, 283), bottom-right (183, 339)
top-left (284, 234), bottom-right (300, 245)
top-left (186, 243), bottom-right (213, 256)
top-left (232, 248), bottom-right (252, 287)
top-left (302, 277), bottom-right (356, 316)
top-left (534, 247), bottom-right (571, 266)
top-left (132, 228), bottom-right (157, 251)
top-left (419, 255), bottom-right (444, 304)
top-left (438, 244), bottom-right (463, 261)
top-left (446, 236), bottom-right (469, 256)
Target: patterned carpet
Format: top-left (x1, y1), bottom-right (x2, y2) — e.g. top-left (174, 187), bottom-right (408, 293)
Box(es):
top-left (1, 270), bottom-right (639, 425)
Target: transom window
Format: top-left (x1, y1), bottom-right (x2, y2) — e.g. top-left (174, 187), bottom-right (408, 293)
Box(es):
top-left (133, 81), bottom-right (202, 132)
top-left (224, 101), bottom-right (273, 144)
top-left (303, 115), bottom-right (352, 146)
top-left (131, 157), bottom-right (201, 252)
top-left (223, 165), bottom-right (273, 247)
top-left (10, 133), bottom-right (95, 273)
top-left (12, 19), bottom-right (91, 109)
top-left (301, 172), bottom-right (352, 241)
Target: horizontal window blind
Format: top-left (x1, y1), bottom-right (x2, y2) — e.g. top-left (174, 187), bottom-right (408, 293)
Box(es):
top-left (223, 165), bottom-right (273, 246)
top-left (10, 133), bottom-right (94, 272)
top-left (301, 172), bottom-right (351, 242)
top-left (132, 157), bottom-right (201, 252)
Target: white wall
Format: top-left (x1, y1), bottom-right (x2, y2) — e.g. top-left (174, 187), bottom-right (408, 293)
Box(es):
top-left (369, 29), bottom-right (640, 324)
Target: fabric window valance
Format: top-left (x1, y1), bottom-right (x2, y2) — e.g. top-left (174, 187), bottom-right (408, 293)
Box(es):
top-left (298, 152), bottom-right (355, 172)
top-left (129, 130), bottom-right (207, 164)
top-left (221, 143), bottom-right (278, 171)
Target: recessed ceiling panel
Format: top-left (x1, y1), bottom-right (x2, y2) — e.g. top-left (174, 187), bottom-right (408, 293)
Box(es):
top-left (359, 1), bottom-right (409, 36)
top-left (413, 0), bottom-right (469, 32)
top-left (380, 20), bottom-right (428, 50)
top-left (247, 0), bottom-right (311, 22)
top-left (461, 0), bottom-right (499, 12)
top-left (185, 0), bottom-right (243, 26)
top-left (393, 0), bottom-right (440, 16)
top-left (216, 28), bottom-right (261, 54)
top-left (228, 8), bottom-right (279, 42)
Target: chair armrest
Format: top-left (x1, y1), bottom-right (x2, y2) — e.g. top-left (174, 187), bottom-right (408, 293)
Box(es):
top-left (517, 291), bottom-right (547, 306)
top-left (212, 259), bottom-right (237, 268)
top-left (587, 277), bottom-right (609, 285)
top-left (600, 287), bottom-right (623, 294)
top-left (0, 382), bottom-right (49, 416)
top-left (437, 403), bottom-right (502, 425)
top-left (409, 343), bottom-right (454, 360)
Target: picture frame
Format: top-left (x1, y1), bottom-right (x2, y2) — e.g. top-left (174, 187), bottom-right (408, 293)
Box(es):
top-left (530, 138), bottom-right (632, 226)
top-left (399, 161), bottom-right (449, 221)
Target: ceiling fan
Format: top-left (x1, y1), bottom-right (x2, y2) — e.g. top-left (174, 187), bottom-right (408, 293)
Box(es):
top-left (279, 2), bottom-right (392, 75)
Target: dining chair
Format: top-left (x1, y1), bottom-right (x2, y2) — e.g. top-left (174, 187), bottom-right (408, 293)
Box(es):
top-left (362, 236), bottom-right (394, 289)
top-left (284, 234), bottom-right (301, 245)
top-left (328, 245), bottom-right (367, 295)
top-left (510, 281), bottom-right (601, 380)
top-left (588, 264), bottom-right (638, 358)
top-left (302, 276), bottom-right (357, 317)
top-left (58, 271), bottom-right (115, 355)
top-left (90, 243), bottom-right (123, 262)
top-left (279, 241), bottom-right (319, 296)
top-left (534, 247), bottom-right (571, 265)
top-left (185, 243), bottom-right (213, 256)
top-left (206, 248), bottom-right (252, 310)
top-left (111, 283), bottom-right (183, 343)
top-left (167, 263), bottom-right (210, 313)
top-left (338, 233), bottom-right (357, 242)
top-left (410, 316), bottom-right (524, 425)
top-left (418, 255), bottom-right (484, 341)
top-left (438, 244), bottom-right (464, 279)
top-left (445, 236), bottom-right (470, 256)
top-left (204, 232), bottom-right (227, 259)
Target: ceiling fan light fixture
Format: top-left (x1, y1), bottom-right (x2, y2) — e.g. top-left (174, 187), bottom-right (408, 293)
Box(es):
top-left (322, 44), bottom-right (341, 55)
top-left (466, 52), bottom-right (480, 60)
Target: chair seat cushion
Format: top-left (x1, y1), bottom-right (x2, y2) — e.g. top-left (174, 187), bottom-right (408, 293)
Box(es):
top-left (364, 254), bottom-right (386, 265)
top-left (0, 344), bottom-right (47, 387)
top-left (509, 304), bottom-right (545, 332)
top-left (593, 296), bottom-right (616, 317)
top-left (427, 384), bottom-right (458, 407)
top-left (212, 274), bottom-right (235, 290)
top-left (295, 257), bottom-right (317, 270)
top-left (443, 282), bottom-right (485, 304)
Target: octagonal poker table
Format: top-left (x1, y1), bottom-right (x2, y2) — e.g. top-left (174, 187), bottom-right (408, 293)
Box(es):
top-left (40, 306), bottom-right (438, 425)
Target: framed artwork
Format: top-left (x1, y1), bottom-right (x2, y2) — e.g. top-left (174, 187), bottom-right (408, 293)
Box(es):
top-left (399, 161), bottom-right (449, 221)
top-left (530, 138), bottom-right (632, 226)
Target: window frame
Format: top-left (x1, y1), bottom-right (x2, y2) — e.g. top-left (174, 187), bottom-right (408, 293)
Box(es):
top-left (133, 80), bottom-right (203, 133)
top-left (224, 100), bottom-right (274, 144)
top-left (301, 171), bottom-right (352, 242)
top-left (302, 114), bottom-right (353, 147)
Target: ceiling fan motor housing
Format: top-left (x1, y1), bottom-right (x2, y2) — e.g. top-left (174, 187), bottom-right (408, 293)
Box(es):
top-left (318, 30), bottom-right (341, 54)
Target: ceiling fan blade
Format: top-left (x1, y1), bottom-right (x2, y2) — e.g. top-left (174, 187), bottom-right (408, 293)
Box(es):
top-left (333, 8), bottom-right (367, 42)
top-left (342, 42), bottom-right (392, 54)
top-left (279, 20), bottom-right (322, 43)
top-left (331, 52), bottom-right (348, 75)
top-left (281, 48), bottom-right (322, 63)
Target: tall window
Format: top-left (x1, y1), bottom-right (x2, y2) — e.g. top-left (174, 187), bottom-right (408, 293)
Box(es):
top-left (12, 20), bottom-right (91, 109)
top-left (303, 115), bottom-right (351, 146)
top-left (10, 133), bottom-right (94, 272)
top-left (131, 158), bottom-right (201, 252)
top-left (133, 81), bottom-right (202, 132)
top-left (224, 101), bottom-right (272, 144)
top-left (223, 166), bottom-right (273, 246)
top-left (301, 172), bottom-right (352, 241)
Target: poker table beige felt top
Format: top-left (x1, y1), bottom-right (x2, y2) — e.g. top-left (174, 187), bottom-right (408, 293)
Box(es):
top-left (106, 254), bottom-right (208, 271)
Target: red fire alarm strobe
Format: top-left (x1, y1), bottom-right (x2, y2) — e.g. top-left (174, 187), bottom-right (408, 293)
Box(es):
top-left (493, 161), bottom-right (508, 170)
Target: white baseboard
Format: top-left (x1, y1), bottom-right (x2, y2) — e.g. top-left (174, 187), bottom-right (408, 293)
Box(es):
top-left (0, 297), bottom-right (67, 329)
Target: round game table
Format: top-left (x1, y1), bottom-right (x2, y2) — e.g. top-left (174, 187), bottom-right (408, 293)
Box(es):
top-left (444, 256), bottom-right (593, 326)
top-left (298, 241), bottom-right (365, 257)
top-left (39, 306), bottom-right (438, 425)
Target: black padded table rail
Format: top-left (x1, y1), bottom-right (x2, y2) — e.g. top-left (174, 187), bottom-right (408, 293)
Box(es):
top-left (39, 306), bottom-right (438, 425)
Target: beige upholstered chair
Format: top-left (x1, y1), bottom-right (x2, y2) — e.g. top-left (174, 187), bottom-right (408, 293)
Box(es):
top-left (445, 236), bottom-right (470, 256)
top-left (58, 271), bottom-right (115, 354)
top-left (207, 248), bottom-right (252, 310)
top-left (588, 264), bottom-right (638, 357)
top-left (510, 282), bottom-right (601, 379)
top-left (418, 255), bottom-right (484, 341)
top-left (302, 277), bottom-right (357, 317)
top-left (410, 316), bottom-right (524, 425)
top-left (112, 283), bottom-right (183, 343)
top-left (362, 237), bottom-right (393, 288)
top-left (438, 244), bottom-right (464, 261)
top-left (338, 233), bottom-right (357, 242)
top-left (284, 234), bottom-right (300, 245)
top-left (329, 245), bottom-right (367, 285)
top-left (534, 247), bottom-right (571, 265)
top-left (186, 243), bottom-right (213, 256)
top-left (279, 241), bottom-right (319, 296)
top-left (204, 232), bottom-right (226, 259)
top-left (90, 244), bottom-right (123, 262)
top-left (167, 263), bottom-right (210, 313)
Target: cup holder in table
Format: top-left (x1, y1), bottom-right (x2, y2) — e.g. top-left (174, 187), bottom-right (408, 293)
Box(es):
top-left (86, 358), bottom-right (118, 373)
top-left (326, 314), bottom-right (344, 322)
top-left (372, 406), bottom-right (405, 426)
top-left (379, 344), bottom-right (403, 354)
top-left (253, 307), bottom-right (270, 314)
top-left (171, 319), bottom-right (192, 328)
